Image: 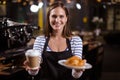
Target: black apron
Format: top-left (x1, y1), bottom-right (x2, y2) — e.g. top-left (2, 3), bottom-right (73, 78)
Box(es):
top-left (35, 37), bottom-right (77, 80)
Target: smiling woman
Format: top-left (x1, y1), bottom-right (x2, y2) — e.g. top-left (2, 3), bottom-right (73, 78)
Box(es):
top-left (24, 1), bottom-right (84, 80)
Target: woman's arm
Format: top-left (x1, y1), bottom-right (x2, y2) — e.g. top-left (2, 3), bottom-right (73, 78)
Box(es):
top-left (24, 36), bottom-right (46, 75)
top-left (71, 36), bottom-right (84, 78)
top-left (71, 36), bottom-right (83, 58)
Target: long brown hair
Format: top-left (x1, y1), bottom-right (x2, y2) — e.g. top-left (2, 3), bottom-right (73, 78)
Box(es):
top-left (44, 1), bottom-right (72, 38)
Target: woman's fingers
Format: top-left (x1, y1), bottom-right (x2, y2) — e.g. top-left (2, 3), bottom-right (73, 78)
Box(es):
top-left (23, 60), bottom-right (30, 70)
top-left (23, 60), bottom-right (41, 71)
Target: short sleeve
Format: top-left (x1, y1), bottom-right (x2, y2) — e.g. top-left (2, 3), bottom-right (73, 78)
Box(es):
top-left (70, 36), bottom-right (83, 59)
top-left (33, 36), bottom-right (46, 56)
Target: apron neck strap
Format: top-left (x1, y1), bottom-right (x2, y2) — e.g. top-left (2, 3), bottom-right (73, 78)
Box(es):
top-left (43, 36), bottom-right (50, 53)
top-left (66, 38), bottom-right (72, 53)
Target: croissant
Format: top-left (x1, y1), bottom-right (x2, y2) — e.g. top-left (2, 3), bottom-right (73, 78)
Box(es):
top-left (65, 56), bottom-right (86, 66)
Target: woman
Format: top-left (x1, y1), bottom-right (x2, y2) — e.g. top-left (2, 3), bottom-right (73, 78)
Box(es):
top-left (25, 1), bottom-right (84, 80)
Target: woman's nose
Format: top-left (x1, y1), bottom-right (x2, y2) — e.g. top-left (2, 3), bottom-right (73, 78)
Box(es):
top-left (55, 17), bottom-right (60, 22)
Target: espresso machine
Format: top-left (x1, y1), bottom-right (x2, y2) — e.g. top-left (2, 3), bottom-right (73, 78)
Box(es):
top-left (0, 17), bottom-right (39, 80)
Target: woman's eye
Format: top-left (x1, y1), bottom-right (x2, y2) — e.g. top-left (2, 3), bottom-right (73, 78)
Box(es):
top-left (52, 15), bottom-right (57, 18)
top-left (51, 15), bottom-right (64, 19)
top-left (60, 15), bottom-right (64, 18)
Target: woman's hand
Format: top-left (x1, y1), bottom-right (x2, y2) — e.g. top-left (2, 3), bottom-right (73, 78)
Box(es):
top-left (72, 69), bottom-right (85, 78)
top-left (28, 68), bottom-right (40, 76)
top-left (23, 60), bottom-right (40, 75)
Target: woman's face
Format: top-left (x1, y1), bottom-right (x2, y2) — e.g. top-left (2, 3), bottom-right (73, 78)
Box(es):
top-left (49, 7), bottom-right (68, 32)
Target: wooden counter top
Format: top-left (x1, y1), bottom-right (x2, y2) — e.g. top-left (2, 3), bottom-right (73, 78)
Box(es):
top-left (88, 44), bottom-right (98, 51)
top-left (0, 67), bottom-right (24, 76)
top-left (0, 71), bottom-right (10, 75)
top-left (83, 41), bottom-right (89, 46)
top-left (83, 41), bottom-right (103, 51)
top-left (0, 57), bottom-right (6, 61)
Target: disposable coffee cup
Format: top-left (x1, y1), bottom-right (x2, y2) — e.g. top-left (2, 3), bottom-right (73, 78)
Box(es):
top-left (25, 49), bottom-right (41, 69)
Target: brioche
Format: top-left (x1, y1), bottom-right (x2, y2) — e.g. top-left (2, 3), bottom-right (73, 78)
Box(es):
top-left (65, 56), bottom-right (86, 66)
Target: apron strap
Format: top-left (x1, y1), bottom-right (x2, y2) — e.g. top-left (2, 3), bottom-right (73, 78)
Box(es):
top-left (66, 38), bottom-right (72, 53)
top-left (43, 36), bottom-right (50, 54)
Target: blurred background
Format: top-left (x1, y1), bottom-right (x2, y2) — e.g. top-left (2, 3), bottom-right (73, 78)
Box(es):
top-left (0, 0), bottom-right (120, 80)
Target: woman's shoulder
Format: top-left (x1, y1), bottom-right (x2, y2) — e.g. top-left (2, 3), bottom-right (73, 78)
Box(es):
top-left (35, 35), bottom-right (47, 42)
top-left (70, 35), bottom-right (82, 41)
top-left (70, 36), bottom-right (82, 47)
top-left (36, 35), bottom-right (46, 39)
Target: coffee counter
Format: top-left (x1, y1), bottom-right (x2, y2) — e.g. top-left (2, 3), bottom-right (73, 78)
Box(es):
top-left (0, 47), bottom-right (29, 80)
top-left (82, 40), bottom-right (104, 80)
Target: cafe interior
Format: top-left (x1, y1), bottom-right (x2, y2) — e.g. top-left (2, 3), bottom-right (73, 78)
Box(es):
top-left (0, 0), bottom-right (120, 80)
